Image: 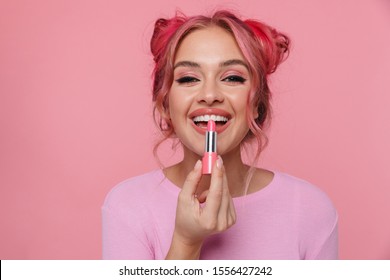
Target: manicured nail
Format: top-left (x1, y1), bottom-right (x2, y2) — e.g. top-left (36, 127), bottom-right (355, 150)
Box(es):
top-left (216, 156), bottom-right (223, 170)
top-left (194, 160), bottom-right (202, 170)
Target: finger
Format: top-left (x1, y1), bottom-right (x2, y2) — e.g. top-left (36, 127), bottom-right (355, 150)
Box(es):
top-left (180, 160), bottom-right (202, 198)
top-left (202, 156), bottom-right (224, 220)
top-left (216, 165), bottom-right (231, 227)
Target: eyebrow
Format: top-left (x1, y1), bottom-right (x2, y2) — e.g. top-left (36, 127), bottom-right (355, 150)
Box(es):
top-left (173, 59), bottom-right (249, 70)
top-left (173, 61), bottom-right (200, 69)
top-left (220, 59), bottom-right (249, 70)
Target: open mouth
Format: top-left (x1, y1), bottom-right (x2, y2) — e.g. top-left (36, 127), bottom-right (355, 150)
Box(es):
top-left (192, 115), bottom-right (229, 129)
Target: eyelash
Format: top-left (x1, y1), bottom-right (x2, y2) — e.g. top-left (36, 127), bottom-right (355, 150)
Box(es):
top-left (223, 75), bottom-right (247, 83)
top-left (175, 75), bottom-right (247, 84)
top-left (176, 76), bottom-right (199, 84)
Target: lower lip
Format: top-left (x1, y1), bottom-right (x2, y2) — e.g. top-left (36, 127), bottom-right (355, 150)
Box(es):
top-left (190, 120), bottom-right (231, 135)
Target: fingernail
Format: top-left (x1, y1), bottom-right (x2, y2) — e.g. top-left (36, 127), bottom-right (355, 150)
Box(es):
top-left (194, 160), bottom-right (202, 170)
top-left (216, 156), bottom-right (223, 170)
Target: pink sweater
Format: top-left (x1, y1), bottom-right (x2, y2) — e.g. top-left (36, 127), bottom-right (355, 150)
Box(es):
top-left (102, 170), bottom-right (338, 259)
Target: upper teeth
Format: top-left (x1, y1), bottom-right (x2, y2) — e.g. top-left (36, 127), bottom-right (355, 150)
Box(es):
top-left (193, 115), bottom-right (229, 122)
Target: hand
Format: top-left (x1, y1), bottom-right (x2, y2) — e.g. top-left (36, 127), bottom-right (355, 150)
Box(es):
top-left (167, 157), bottom-right (236, 259)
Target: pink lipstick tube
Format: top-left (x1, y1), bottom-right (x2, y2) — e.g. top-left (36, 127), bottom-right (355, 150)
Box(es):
top-left (202, 120), bottom-right (218, 174)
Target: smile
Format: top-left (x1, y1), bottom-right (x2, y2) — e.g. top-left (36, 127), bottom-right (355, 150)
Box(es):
top-left (192, 114), bottom-right (229, 126)
top-left (189, 109), bottom-right (232, 134)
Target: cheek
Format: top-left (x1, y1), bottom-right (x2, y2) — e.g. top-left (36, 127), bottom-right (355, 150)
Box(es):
top-left (167, 91), bottom-right (180, 118)
top-left (228, 91), bottom-right (250, 115)
top-left (168, 90), bottom-right (193, 117)
top-left (167, 95), bottom-right (188, 131)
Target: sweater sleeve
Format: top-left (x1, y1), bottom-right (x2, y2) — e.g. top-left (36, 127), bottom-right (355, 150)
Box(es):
top-left (102, 205), bottom-right (154, 259)
top-left (101, 175), bottom-right (158, 260)
top-left (288, 173), bottom-right (339, 260)
top-left (312, 213), bottom-right (339, 259)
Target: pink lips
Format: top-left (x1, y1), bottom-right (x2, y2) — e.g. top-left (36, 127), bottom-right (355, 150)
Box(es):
top-left (189, 108), bottom-right (231, 135)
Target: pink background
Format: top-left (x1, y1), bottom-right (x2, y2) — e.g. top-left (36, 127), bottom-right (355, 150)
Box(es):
top-left (1, 0), bottom-right (389, 259)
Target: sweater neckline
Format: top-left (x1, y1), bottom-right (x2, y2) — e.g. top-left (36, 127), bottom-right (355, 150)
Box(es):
top-left (155, 169), bottom-right (280, 203)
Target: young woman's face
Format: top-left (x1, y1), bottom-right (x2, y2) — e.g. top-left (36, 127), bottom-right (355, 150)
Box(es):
top-left (168, 26), bottom-right (254, 157)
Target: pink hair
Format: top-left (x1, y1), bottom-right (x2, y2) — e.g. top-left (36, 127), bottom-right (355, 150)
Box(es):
top-left (150, 10), bottom-right (290, 174)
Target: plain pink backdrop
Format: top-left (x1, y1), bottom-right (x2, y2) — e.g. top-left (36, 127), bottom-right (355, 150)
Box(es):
top-left (1, 0), bottom-right (389, 259)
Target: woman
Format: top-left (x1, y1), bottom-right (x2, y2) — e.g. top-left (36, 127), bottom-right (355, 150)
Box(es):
top-left (102, 10), bottom-right (338, 260)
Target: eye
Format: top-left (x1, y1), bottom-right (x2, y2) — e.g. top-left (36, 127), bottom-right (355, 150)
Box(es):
top-left (175, 76), bottom-right (200, 84)
top-left (222, 75), bottom-right (247, 84)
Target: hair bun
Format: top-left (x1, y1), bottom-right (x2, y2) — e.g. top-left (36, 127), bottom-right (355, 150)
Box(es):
top-left (150, 18), bottom-right (168, 61)
top-left (244, 20), bottom-right (290, 74)
top-left (150, 16), bottom-right (186, 62)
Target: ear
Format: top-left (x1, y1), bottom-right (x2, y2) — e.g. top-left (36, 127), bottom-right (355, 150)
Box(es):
top-left (159, 112), bottom-right (171, 127)
top-left (163, 103), bottom-right (171, 120)
top-left (159, 95), bottom-right (170, 119)
top-left (252, 104), bottom-right (259, 120)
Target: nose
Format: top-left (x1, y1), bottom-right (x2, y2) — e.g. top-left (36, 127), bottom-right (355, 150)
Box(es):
top-left (196, 80), bottom-right (224, 105)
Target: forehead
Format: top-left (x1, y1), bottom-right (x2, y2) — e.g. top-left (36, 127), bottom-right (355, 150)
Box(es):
top-left (174, 26), bottom-right (245, 64)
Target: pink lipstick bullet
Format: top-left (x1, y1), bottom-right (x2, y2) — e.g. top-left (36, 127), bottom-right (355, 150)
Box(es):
top-left (202, 120), bottom-right (218, 174)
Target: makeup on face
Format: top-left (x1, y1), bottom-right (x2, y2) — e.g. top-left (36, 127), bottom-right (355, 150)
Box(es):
top-left (202, 120), bottom-right (218, 174)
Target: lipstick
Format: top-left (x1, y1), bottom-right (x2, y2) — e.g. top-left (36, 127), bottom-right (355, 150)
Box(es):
top-left (202, 120), bottom-right (218, 174)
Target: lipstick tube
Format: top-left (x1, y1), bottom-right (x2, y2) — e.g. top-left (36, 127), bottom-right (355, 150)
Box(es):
top-left (202, 120), bottom-right (218, 174)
